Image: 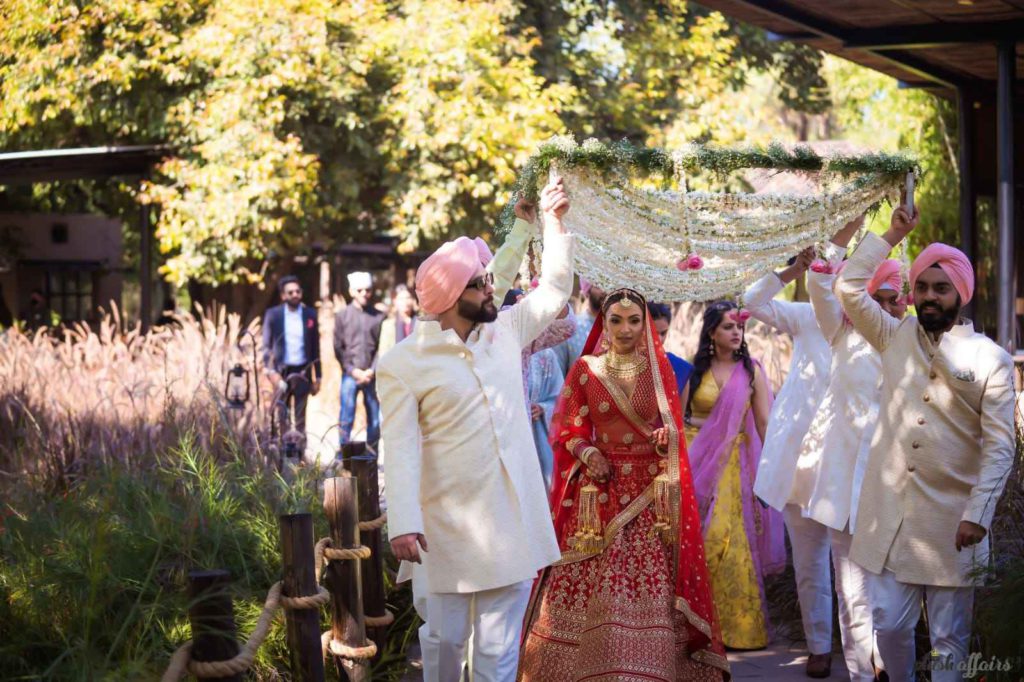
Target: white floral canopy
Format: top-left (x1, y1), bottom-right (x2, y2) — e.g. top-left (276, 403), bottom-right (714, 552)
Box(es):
top-left (505, 137), bottom-right (916, 302)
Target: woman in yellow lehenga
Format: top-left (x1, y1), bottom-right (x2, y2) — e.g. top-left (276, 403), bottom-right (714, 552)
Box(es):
top-left (682, 300), bottom-right (786, 650)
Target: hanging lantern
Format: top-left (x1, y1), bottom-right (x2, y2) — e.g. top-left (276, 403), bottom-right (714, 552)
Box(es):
top-left (224, 363), bottom-right (249, 410)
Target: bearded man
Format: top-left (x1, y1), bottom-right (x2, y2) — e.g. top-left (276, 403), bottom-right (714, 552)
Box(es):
top-left (837, 205), bottom-right (1015, 682)
top-left (376, 178), bottom-right (574, 681)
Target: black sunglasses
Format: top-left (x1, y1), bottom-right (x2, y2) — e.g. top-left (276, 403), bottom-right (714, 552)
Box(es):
top-left (465, 272), bottom-right (495, 292)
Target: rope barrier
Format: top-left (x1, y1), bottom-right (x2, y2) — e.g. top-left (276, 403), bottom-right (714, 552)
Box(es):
top-left (163, 536), bottom-right (390, 678)
top-left (322, 544), bottom-right (372, 561)
top-left (357, 511), bottom-right (387, 532)
top-left (279, 585), bottom-right (331, 610)
top-left (321, 631), bottom-right (379, 661)
top-left (162, 581), bottom-right (284, 681)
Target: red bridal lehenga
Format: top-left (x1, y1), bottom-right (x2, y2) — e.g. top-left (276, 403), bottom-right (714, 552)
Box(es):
top-left (519, 290), bottom-right (729, 681)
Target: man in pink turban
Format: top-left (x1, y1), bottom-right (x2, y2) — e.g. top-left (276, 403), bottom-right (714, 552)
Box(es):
top-left (414, 235), bottom-right (496, 321)
top-left (377, 178), bottom-right (576, 680)
top-left (908, 241), bottom-right (975, 334)
top-left (837, 206), bottom-right (1013, 682)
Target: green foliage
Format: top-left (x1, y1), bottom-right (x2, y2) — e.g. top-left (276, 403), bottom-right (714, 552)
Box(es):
top-left (371, 0), bottom-right (571, 249)
top-left (1, 0), bottom-right (833, 284)
top-left (0, 436), bottom-right (415, 680)
top-left (498, 135), bottom-right (917, 233)
top-left (822, 56), bottom-right (959, 255)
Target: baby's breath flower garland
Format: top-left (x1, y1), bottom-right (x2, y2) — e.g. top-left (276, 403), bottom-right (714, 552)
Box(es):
top-left (505, 137), bottom-right (918, 302)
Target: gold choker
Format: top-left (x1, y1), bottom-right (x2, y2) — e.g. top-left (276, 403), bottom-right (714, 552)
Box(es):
top-left (603, 350), bottom-right (647, 379)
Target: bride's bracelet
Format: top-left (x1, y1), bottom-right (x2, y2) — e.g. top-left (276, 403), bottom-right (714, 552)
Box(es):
top-left (579, 447), bottom-right (600, 467)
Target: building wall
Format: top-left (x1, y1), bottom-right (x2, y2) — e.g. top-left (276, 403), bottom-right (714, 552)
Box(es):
top-left (0, 213), bottom-right (123, 325)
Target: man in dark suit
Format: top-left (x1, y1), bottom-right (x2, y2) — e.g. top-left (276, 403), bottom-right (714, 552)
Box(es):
top-left (262, 275), bottom-right (321, 434)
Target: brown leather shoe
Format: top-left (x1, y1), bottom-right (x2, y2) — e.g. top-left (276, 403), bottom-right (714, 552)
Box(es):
top-left (806, 653), bottom-right (832, 678)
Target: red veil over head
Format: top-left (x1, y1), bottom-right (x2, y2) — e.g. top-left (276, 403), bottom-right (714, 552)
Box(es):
top-left (546, 290), bottom-right (729, 674)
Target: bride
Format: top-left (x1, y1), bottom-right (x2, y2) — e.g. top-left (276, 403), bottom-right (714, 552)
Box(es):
top-left (519, 288), bottom-right (728, 681)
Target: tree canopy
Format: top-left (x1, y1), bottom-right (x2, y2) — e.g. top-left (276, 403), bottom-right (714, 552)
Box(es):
top-left (0, 0), bottom-right (954, 287)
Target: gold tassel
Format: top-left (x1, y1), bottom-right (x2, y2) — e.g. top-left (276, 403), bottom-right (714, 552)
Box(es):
top-left (652, 466), bottom-right (675, 545)
top-left (573, 481), bottom-right (603, 554)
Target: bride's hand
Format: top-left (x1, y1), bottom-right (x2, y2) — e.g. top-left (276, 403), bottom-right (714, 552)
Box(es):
top-left (650, 427), bottom-right (670, 449)
top-left (586, 451), bottom-right (611, 483)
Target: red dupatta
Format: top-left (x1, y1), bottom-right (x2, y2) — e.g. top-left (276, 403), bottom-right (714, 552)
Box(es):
top-left (545, 301), bottom-right (729, 675)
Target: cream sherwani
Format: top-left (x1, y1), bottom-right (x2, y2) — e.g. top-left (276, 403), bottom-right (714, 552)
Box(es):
top-left (838, 232), bottom-right (1015, 682)
top-left (794, 243), bottom-right (875, 533)
top-left (746, 273), bottom-right (833, 510)
top-left (797, 243), bottom-right (881, 681)
top-left (838, 232), bottom-right (1015, 587)
top-left (377, 233), bottom-right (573, 681)
top-left (745, 273), bottom-right (835, 656)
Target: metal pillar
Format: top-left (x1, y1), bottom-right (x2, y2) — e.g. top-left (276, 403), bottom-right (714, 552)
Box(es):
top-left (996, 41), bottom-right (1016, 352)
top-left (956, 87), bottom-right (977, 323)
top-left (139, 183), bottom-right (152, 334)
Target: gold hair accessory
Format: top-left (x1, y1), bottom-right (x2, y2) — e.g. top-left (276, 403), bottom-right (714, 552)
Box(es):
top-left (619, 295), bottom-right (633, 308)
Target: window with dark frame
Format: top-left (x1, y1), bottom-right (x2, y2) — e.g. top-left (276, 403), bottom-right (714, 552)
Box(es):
top-left (44, 265), bottom-right (95, 322)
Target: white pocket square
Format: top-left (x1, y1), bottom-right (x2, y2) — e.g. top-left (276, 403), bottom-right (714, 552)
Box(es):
top-left (953, 368), bottom-right (976, 382)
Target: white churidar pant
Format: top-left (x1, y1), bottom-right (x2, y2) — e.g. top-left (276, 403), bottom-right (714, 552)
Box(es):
top-left (830, 528), bottom-right (878, 681)
top-left (414, 576), bottom-right (533, 682)
top-left (783, 504), bottom-right (833, 656)
top-left (869, 568), bottom-right (973, 682)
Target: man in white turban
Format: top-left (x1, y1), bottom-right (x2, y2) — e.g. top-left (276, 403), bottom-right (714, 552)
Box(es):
top-left (334, 270), bottom-right (384, 445)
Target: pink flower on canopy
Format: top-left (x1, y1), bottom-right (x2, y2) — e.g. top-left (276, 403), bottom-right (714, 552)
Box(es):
top-left (530, 278), bottom-right (540, 290)
top-left (809, 260), bottom-right (832, 274)
top-left (676, 253), bottom-right (704, 271)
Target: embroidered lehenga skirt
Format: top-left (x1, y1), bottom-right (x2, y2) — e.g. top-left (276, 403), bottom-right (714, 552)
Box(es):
top-left (520, 446), bottom-right (723, 681)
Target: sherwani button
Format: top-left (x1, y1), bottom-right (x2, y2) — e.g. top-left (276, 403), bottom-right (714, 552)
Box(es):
top-left (923, 394), bottom-right (930, 402)
top-left (907, 464), bottom-right (916, 472)
top-left (917, 417), bottom-right (925, 425)
top-left (929, 372), bottom-right (937, 379)
top-left (912, 441), bottom-right (920, 449)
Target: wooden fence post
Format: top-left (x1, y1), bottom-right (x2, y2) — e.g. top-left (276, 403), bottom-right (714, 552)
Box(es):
top-left (322, 476), bottom-right (370, 681)
top-left (187, 569), bottom-right (243, 682)
top-left (342, 443), bottom-right (388, 659)
top-left (280, 513), bottom-right (326, 682)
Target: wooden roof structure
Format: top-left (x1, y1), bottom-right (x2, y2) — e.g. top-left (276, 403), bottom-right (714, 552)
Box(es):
top-left (0, 145), bottom-right (168, 186)
top-left (696, 0), bottom-right (1023, 94)
top-left (0, 145), bottom-right (169, 330)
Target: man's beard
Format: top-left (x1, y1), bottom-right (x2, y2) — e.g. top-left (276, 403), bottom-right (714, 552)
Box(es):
top-left (458, 297), bottom-right (498, 323)
top-left (917, 301), bottom-right (960, 332)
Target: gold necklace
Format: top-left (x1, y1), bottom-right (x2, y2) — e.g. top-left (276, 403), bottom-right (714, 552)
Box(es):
top-left (603, 349), bottom-right (647, 379)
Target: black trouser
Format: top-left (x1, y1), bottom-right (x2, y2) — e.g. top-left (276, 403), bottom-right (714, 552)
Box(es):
top-left (276, 364), bottom-right (312, 436)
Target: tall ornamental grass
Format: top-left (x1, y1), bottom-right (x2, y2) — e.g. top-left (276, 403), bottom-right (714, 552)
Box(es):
top-left (0, 308), bottom-right (269, 487)
top-left (0, 313), bottom-right (417, 680)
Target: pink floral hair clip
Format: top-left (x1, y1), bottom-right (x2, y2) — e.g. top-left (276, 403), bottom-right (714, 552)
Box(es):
top-left (726, 309), bottom-right (751, 324)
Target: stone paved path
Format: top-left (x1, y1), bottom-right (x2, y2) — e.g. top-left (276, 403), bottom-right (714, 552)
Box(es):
top-left (398, 640), bottom-right (851, 680)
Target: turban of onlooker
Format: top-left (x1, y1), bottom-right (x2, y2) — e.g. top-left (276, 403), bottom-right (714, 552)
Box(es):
top-left (347, 271), bottom-right (372, 290)
top-left (909, 243), bottom-right (975, 304)
top-left (415, 237), bottom-right (493, 315)
top-left (867, 259), bottom-right (902, 295)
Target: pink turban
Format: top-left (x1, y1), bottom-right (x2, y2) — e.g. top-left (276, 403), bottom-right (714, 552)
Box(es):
top-left (909, 243), bottom-right (974, 304)
top-left (579, 278), bottom-right (593, 297)
top-left (415, 237), bottom-right (493, 315)
top-left (867, 259), bottom-right (902, 296)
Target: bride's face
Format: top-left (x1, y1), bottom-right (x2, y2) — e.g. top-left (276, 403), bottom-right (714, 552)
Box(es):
top-left (605, 301), bottom-right (645, 354)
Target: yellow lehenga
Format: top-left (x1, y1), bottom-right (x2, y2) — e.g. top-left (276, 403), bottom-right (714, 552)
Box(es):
top-left (685, 371), bottom-right (768, 650)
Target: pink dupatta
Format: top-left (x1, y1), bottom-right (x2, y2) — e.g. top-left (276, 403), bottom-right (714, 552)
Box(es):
top-left (687, 361), bottom-right (787, 623)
